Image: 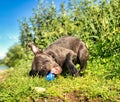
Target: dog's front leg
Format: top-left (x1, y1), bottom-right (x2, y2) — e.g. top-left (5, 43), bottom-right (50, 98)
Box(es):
top-left (65, 53), bottom-right (79, 77)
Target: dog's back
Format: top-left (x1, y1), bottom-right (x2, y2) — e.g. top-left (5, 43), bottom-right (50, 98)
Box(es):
top-left (46, 36), bottom-right (89, 74)
top-left (46, 36), bottom-right (84, 53)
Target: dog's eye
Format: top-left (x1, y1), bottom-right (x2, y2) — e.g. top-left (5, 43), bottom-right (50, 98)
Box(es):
top-left (43, 60), bottom-right (49, 64)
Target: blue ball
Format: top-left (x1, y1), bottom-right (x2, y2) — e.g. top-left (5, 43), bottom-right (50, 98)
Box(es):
top-left (46, 72), bottom-right (55, 81)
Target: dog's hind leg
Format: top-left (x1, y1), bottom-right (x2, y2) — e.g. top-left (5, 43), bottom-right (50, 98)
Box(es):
top-left (78, 46), bottom-right (89, 75)
top-left (65, 52), bottom-right (79, 77)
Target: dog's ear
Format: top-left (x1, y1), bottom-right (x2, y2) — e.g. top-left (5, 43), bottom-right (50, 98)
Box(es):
top-left (51, 66), bottom-right (62, 75)
top-left (28, 42), bottom-right (42, 55)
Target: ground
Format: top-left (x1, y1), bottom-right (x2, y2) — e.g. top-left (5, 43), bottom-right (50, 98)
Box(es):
top-left (0, 70), bottom-right (119, 102)
top-left (0, 70), bottom-right (101, 102)
top-left (28, 91), bottom-right (102, 102)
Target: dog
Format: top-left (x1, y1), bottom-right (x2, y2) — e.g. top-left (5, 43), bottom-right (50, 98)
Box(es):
top-left (28, 36), bottom-right (89, 77)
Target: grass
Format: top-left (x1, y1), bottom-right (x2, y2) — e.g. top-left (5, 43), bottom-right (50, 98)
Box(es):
top-left (0, 57), bottom-right (120, 102)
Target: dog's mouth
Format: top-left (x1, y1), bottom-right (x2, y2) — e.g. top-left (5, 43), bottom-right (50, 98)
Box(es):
top-left (29, 65), bottom-right (62, 77)
top-left (38, 69), bottom-right (48, 76)
top-left (50, 65), bottom-right (62, 75)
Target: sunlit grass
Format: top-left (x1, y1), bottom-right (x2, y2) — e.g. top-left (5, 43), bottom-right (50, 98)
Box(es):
top-left (0, 57), bottom-right (120, 101)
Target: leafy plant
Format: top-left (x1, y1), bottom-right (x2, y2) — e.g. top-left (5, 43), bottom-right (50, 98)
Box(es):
top-left (3, 45), bottom-right (26, 67)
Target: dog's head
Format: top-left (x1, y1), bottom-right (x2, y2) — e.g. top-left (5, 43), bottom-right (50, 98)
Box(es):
top-left (28, 42), bottom-right (62, 77)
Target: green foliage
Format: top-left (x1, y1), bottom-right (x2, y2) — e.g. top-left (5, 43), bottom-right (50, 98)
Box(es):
top-left (19, 0), bottom-right (120, 58)
top-left (0, 58), bottom-right (120, 101)
top-left (1, 0), bottom-right (120, 101)
top-left (3, 45), bottom-right (26, 67)
top-left (0, 59), bottom-right (4, 65)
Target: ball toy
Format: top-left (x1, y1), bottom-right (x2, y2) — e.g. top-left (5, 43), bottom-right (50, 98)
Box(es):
top-left (46, 72), bottom-right (55, 81)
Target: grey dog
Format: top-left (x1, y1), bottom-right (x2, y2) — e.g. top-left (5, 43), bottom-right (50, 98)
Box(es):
top-left (28, 36), bottom-right (89, 77)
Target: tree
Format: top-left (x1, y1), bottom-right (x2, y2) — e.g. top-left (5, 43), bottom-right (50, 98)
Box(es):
top-left (3, 45), bottom-right (25, 67)
top-left (19, 0), bottom-right (120, 58)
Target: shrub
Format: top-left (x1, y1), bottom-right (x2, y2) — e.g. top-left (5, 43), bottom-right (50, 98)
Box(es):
top-left (19, 0), bottom-right (120, 58)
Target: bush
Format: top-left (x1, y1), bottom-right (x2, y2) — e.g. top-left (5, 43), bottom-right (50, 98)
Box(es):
top-left (19, 0), bottom-right (120, 58)
top-left (3, 45), bottom-right (26, 67)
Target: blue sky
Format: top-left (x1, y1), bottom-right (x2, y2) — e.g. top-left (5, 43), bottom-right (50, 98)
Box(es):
top-left (0, 0), bottom-right (38, 59)
top-left (0, 0), bottom-right (66, 59)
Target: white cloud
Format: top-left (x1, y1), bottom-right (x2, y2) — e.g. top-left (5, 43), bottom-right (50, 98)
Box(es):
top-left (8, 34), bottom-right (19, 42)
top-left (0, 48), bottom-right (8, 59)
top-left (0, 52), bottom-right (6, 59)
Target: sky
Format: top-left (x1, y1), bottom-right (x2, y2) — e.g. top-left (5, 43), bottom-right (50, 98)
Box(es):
top-left (0, 0), bottom-right (66, 59)
top-left (0, 0), bottom-right (38, 59)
